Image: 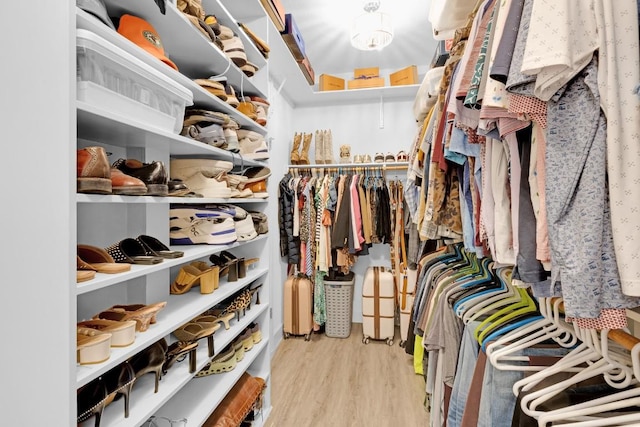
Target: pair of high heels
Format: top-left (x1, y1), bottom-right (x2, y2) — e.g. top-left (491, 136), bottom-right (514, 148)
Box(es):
top-left (77, 360), bottom-right (136, 427)
top-left (172, 315), bottom-right (222, 357)
top-left (170, 262), bottom-right (220, 295)
top-left (210, 283), bottom-right (263, 322)
top-left (209, 251), bottom-right (258, 283)
top-left (78, 339), bottom-right (167, 427)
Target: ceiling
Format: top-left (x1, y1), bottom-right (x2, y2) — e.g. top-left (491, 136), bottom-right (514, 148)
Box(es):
top-left (280, 0), bottom-right (438, 76)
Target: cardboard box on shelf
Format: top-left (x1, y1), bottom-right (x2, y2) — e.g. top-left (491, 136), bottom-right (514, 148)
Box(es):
top-left (319, 74), bottom-right (345, 91)
top-left (347, 77), bottom-right (385, 90)
top-left (390, 65), bottom-right (419, 86)
top-left (353, 67), bottom-right (380, 79)
top-left (298, 57), bottom-right (315, 86)
top-left (281, 14), bottom-right (305, 61)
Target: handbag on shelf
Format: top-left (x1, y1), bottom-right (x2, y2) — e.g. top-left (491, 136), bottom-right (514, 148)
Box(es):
top-left (203, 373), bottom-right (266, 427)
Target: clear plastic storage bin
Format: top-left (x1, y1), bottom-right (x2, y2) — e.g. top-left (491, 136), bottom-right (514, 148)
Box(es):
top-left (76, 29), bottom-right (192, 134)
top-left (324, 272), bottom-right (355, 338)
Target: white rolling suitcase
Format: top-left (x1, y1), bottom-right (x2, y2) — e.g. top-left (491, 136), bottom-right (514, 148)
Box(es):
top-left (362, 266), bottom-right (396, 345)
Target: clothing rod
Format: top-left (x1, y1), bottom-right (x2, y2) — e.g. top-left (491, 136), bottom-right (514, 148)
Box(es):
top-left (288, 161), bottom-right (409, 171)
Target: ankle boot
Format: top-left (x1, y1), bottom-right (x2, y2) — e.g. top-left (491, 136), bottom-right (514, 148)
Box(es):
top-left (290, 132), bottom-right (302, 165)
top-left (324, 129), bottom-right (335, 164)
top-left (299, 133), bottom-right (312, 165)
top-left (314, 130), bottom-right (324, 164)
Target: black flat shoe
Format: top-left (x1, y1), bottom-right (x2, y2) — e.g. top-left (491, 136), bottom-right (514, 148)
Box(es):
top-left (136, 234), bottom-right (184, 259)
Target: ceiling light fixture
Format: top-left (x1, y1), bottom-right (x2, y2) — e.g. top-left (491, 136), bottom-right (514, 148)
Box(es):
top-left (350, 1), bottom-right (394, 51)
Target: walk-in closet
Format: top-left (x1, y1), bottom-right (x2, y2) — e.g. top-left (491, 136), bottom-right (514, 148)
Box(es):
top-left (3, 0), bottom-right (640, 426)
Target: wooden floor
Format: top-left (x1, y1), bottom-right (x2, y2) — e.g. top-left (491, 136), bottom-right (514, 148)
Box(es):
top-left (265, 324), bottom-right (429, 427)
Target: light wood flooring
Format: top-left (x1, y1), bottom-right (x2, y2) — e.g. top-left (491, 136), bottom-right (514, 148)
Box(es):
top-left (265, 324), bottom-right (429, 427)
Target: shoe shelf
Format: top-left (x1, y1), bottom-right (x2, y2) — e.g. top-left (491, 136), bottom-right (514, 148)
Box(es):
top-left (76, 194), bottom-right (269, 204)
top-left (77, 102), bottom-right (266, 164)
top-left (220, 0), bottom-right (420, 107)
top-left (76, 7), bottom-right (267, 135)
top-left (201, 0), bottom-right (268, 71)
top-left (152, 339), bottom-right (269, 427)
top-left (77, 234), bottom-right (268, 295)
top-left (81, 305), bottom-right (269, 427)
top-left (77, 266), bottom-right (268, 388)
top-left (100, 0), bottom-right (266, 99)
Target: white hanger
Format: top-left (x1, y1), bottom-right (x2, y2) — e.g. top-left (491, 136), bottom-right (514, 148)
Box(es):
top-left (520, 328), bottom-right (634, 419)
top-left (534, 329), bottom-right (640, 426)
top-left (487, 298), bottom-right (578, 372)
top-left (512, 322), bottom-right (600, 396)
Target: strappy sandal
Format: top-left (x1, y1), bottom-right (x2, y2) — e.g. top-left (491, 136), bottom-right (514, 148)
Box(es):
top-left (105, 238), bottom-right (164, 265)
top-left (163, 341), bottom-right (198, 374)
top-left (78, 244), bottom-right (132, 274)
top-left (170, 264), bottom-right (218, 295)
top-left (136, 235), bottom-right (184, 259)
top-left (94, 302), bottom-right (167, 332)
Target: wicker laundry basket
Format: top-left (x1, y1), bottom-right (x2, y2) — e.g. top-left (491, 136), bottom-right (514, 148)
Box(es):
top-left (324, 272), bottom-right (355, 338)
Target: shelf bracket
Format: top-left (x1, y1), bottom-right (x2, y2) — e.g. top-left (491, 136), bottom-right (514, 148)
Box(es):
top-left (276, 78), bottom-right (287, 97)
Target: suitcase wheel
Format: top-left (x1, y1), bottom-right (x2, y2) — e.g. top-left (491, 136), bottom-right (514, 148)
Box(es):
top-left (386, 338), bottom-right (394, 346)
top-left (304, 333), bottom-right (311, 341)
top-left (362, 336), bottom-right (370, 344)
top-left (399, 340), bottom-right (406, 348)
top-left (283, 332), bottom-right (290, 340)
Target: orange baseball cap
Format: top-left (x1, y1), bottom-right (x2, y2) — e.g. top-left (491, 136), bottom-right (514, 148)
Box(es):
top-left (117, 14), bottom-right (178, 71)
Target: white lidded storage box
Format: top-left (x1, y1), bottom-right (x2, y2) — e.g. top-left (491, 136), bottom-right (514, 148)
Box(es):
top-left (76, 29), bottom-right (192, 134)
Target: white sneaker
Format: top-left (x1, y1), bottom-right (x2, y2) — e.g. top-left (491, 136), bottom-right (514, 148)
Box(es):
top-left (208, 217), bottom-right (237, 244)
top-left (169, 217), bottom-right (236, 245)
top-left (170, 158), bottom-right (234, 182)
top-left (183, 172), bottom-right (232, 199)
top-left (237, 130), bottom-right (269, 160)
top-left (169, 205), bottom-right (235, 229)
top-left (235, 215), bottom-right (258, 241)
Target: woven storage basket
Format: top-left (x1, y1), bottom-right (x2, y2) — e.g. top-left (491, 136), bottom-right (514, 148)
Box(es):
top-left (324, 272), bottom-right (355, 338)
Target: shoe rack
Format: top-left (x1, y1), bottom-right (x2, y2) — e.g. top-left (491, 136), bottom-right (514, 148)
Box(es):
top-left (76, 1), bottom-right (273, 425)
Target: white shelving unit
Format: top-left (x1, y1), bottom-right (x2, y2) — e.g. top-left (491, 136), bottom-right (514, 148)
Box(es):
top-left (75, 0), bottom-right (273, 425)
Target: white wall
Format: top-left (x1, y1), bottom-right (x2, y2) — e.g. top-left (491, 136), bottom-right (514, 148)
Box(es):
top-left (266, 99), bottom-right (417, 326)
top-left (1, 1), bottom-right (76, 424)
top-left (292, 99), bottom-right (417, 164)
top-left (265, 80), bottom-right (296, 352)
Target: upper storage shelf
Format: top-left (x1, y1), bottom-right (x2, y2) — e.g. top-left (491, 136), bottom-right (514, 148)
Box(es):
top-left (76, 8), bottom-right (267, 134)
top-left (100, 0), bottom-right (266, 99)
top-left (220, 0), bottom-right (420, 107)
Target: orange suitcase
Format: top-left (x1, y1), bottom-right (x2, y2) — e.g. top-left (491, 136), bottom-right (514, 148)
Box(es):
top-left (283, 275), bottom-right (313, 341)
